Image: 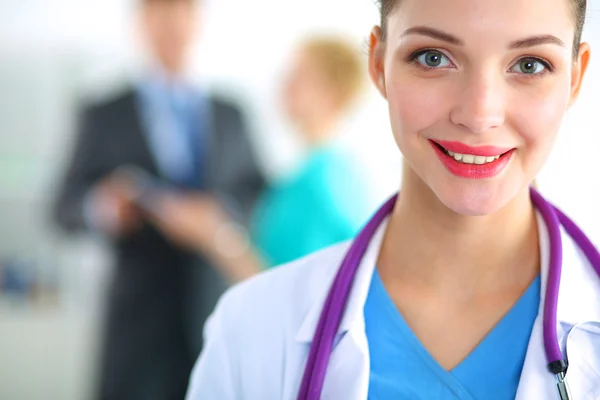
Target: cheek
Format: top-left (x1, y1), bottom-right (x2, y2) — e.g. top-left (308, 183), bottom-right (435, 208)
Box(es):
top-left (283, 86), bottom-right (302, 116)
top-left (510, 82), bottom-right (571, 160)
top-left (385, 72), bottom-right (453, 152)
top-left (283, 79), bottom-right (316, 116)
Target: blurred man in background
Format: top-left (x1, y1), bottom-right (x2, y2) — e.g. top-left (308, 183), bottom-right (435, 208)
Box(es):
top-left (53, 0), bottom-right (265, 398)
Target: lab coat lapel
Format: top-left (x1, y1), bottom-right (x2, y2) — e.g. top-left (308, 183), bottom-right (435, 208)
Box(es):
top-left (563, 321), bottom-right (600, 399)
top-left (557, 219), bottom-right (600, 399)
top-left (516, 213), bottom-right (600, 399)
top-left (313, 220), bottom-right (389, 400)
top-left (319, 328), bottom-right (370, 400)
top-left (514, 319), bottom-right (558, 399)
top-left (555, 217), bottom-right (600, 399)
top-left (514, 320), bottom-right (600, 400)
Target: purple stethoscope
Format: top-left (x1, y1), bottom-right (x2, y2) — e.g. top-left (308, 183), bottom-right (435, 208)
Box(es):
top-left (297, 188), bottom-right (600, 400)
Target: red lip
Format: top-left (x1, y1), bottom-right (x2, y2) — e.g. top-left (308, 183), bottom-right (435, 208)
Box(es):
top-left (430, 141), bottom-right (515, 179)
top-left (432, 140), bottom-right (513, 157)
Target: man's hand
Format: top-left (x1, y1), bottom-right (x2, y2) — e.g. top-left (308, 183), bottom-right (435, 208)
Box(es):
top-left (149, 192), bottom-right (264, 283)
top-left (148, 193), bottom-right (230, 251)
top-left (89, 174), bottom-right (142, 237)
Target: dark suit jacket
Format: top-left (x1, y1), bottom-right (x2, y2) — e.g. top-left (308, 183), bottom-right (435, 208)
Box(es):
top-left (53, 87), bottom-right (265, 400)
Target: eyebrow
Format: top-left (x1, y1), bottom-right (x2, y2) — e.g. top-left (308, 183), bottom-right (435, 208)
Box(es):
top-left (402, 26), bottom-right (463, 45)
top-left (509, 35), bottom-right (565, 49)
top-left (401, 26), bottom-right (565, 49)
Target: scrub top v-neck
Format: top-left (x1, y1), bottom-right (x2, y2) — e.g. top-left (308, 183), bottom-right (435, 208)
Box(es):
top-left (364, 269), bottom-right (541, 399)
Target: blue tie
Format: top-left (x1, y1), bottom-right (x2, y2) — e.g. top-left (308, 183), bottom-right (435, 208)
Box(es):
top-left (169, 89), bottom-right (203, 189)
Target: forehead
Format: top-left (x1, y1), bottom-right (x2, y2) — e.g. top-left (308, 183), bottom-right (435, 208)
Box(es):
top-left (389, 0), bottom-right (575, 48)
top-left (144, 0), bottom-right (195, 12)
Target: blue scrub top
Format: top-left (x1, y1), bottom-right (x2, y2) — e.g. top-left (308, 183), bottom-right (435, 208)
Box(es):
top-left (251, 145), bottom-right (374, 267)
top-left (364, 269), bottom-right (541, 399)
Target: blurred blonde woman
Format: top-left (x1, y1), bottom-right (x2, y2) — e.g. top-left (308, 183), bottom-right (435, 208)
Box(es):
top-left (251, 36), bottom-right (375, 267)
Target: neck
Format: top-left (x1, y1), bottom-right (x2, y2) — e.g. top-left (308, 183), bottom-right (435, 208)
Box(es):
top-left (298, 111), bottom-right (342, 148)
top-left (377, 164), bottom-right (540, 298)
top-left (156, 58), bottom-right (185, 81)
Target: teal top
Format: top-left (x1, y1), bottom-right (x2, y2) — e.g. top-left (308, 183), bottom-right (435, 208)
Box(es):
top-left (364, 269), bottom-right (541, 399)
top-left (251, 145), bottom-right (373, 267)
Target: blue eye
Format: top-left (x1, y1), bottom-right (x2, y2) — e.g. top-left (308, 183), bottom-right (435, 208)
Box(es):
top-left (511, 58), bottom-right (548, 75)
top-left (416, 50), bottom-right (452, 68)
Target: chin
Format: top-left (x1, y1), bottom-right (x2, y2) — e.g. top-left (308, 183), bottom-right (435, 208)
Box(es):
top-left (431, 181), bottom-right (516, 217)
top-left (282, 105), bottom-right (301, 125)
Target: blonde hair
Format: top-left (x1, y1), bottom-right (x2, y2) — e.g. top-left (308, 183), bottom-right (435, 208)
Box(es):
top-left (300, 36), bottom-right (365, 110)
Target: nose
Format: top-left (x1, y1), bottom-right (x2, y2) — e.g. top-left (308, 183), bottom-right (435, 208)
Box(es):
top-left (449, 71), bottom-right (506, 134)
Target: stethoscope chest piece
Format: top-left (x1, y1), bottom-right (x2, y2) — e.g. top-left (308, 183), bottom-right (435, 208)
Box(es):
top-left (557, 371), bottom-right (572, 400)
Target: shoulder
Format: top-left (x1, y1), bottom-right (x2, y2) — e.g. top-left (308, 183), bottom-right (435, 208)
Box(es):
top-left (79, 87), bottom-right (136, 119)
top-left (555, 214), bottom-right (600, 319)
top-left (212, 241), bottom-right (349, 340)
top-left (560, 219), bottom-right (599, 280)
top-left (188, 242), bottom-right (350, 396)
top-left (558, 209), bottom-right (599, 263)
top-left (206, 94), bottom-right (253, 137)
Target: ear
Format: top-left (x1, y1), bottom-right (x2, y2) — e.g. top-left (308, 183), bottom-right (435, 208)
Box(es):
top-left (568, 42), bottom-right (591, 107)
top-left (368, 26), bottom-right (387, 99)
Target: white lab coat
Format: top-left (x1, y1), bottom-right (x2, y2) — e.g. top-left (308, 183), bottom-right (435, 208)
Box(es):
top-left (186, 214), bottom-right (600, 400)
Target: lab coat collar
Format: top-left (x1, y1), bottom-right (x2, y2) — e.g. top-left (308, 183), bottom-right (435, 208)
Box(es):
top-left (294, 218), bottom-right (389, 343)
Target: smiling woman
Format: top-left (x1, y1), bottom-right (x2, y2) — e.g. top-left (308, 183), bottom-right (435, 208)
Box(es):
top-left (184, 0), bottom-right (600, 399)
top-left (368, 0), bottom-right (589, 216)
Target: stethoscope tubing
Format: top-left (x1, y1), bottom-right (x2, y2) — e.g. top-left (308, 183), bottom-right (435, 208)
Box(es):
top-left (297, 189), bottom-right (599, 400)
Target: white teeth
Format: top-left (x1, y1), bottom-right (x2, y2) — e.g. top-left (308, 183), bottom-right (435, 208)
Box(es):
top-left (462, 154), bottom-right (475, 163)
top-left (445, 150), bottom-right (502, 164)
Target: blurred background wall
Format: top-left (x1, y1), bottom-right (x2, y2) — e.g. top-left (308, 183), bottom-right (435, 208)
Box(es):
top-left (0, 0), bottom-right (598, 399)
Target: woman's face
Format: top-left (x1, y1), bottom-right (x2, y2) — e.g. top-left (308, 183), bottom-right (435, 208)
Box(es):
top-left (369, 0), bottom-right (590, 215)
top-left (282, 50), bottom-right (337, 127)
